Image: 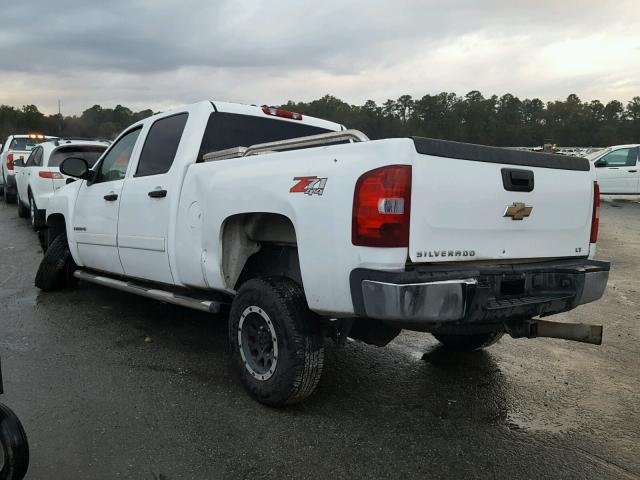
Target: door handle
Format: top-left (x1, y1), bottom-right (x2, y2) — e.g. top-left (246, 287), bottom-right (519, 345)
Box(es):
top-left (104, 192), bottom-right (118, 201)
top-left (629, 170), bottom-right (637, 173)
top-left (148, 189), bottom-right (167, 198)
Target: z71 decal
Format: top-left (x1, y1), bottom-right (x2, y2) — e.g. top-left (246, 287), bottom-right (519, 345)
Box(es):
top-left (290, 176), bottom-right (327, 196)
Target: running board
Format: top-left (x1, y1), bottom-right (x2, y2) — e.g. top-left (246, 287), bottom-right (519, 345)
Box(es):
top-left (73, 270), bottom-right (224, 314)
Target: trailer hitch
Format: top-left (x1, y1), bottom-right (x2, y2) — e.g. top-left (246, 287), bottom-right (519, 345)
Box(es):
top-left (506, 319), bottom-right (603, 345)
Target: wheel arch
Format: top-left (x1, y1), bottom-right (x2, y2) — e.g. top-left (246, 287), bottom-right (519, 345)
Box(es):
top-left (219, 212), bottom-right (301, 290)
top-left (46, 213), bottom-right (67, 244)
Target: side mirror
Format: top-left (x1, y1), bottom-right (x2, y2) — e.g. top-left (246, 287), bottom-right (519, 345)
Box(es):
top-left (13, 159), bottom-right (25, 168)
top-left (60, 157), bottom-right (90, 179)
top-left (594, 160), bottom-right (605, 168)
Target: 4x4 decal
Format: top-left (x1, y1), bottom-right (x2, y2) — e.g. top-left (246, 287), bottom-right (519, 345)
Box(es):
top-left (290, 176), bottom-right (327, 196)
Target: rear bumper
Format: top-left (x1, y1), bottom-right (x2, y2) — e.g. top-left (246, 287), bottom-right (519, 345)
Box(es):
top-left (350, 259), bottom-right (609, 325)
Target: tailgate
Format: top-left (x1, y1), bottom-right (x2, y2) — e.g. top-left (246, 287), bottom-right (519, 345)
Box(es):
top-left (409, 138), bottom-right (594, 263)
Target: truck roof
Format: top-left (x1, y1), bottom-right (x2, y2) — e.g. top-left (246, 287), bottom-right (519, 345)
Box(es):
top-left (212, 101), bottom-right (344, 132)
top-left (137, 100), bottom-right (343, 133)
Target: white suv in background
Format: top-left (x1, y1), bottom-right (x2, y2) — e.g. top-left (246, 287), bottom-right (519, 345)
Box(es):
top-left (15, 139), bottom-right (109, 229)
top-left (1, 134), bottom-right (57, 203)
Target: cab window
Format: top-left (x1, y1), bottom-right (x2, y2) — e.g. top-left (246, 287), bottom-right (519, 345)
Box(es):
top-left (598, 148), bottom-right (638, 167)
top-left (25, 147), bottom-right (41, 167)
top-left (135, 113), bottom-right (188, 177)
top-left (94, 128), bottom-right (141, 184)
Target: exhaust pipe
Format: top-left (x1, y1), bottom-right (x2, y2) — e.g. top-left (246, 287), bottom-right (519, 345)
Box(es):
top-left (507, 319), bottom-right (603, 345)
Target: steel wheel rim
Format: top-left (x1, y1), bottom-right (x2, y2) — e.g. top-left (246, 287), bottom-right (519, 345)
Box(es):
top-left (238, 306), bottom-right (278, 381)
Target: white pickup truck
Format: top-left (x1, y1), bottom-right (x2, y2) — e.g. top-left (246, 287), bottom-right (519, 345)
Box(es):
top-left (35, 100), bottom-right (610, 406)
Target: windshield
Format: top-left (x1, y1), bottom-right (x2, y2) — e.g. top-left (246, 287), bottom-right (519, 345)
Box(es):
top-left (48, 145), bottom-right (107, 167)
top-left (9, 137), bottom-right (52, 151)
top-left (585, 148), bottom-right (608, 161)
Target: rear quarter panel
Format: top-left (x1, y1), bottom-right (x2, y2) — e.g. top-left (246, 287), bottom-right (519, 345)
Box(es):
top-left (175, 138), bottom-right (417, 315)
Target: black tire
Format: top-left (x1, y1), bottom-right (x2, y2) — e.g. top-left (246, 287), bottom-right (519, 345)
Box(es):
top-left (3, 186), bottom-right (15, 204)
top-left (34, 233), bottom-right (76, 291)
top-left (0, 403), bottom-right (30, 480)
top-left (433, 332), bottom-right (504, 352)
top-left (28, 194), bottom-right (37, 231)
top-left (38, 230), bottom-right (48, 253)
top-left (229, 277), bottom-right (324, 407)
top-left (16, 192), bottom-right (29, 218)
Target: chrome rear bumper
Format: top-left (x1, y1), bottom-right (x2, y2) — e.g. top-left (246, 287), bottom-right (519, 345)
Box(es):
top-left (351, 259), bottom-right (610, 324)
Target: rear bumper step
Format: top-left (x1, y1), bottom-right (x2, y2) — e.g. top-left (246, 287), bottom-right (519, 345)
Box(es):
top-left (73, 270), bottom-right (225, 313)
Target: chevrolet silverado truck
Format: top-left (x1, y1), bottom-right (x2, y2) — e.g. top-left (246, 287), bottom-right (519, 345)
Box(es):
top-left (34, 100), bottom-right (609, 406)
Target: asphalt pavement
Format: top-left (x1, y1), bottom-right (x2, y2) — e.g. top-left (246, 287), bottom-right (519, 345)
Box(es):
top-left (0, 197), bottom-right (638, 479)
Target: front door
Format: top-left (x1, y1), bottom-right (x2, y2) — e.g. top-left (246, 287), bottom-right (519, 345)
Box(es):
top-left (73, 128), bottom-right (142, 274)
top-left (595, 147), bottom-right (640, 194)
top-left (117, 113), bottom-right (188, 285)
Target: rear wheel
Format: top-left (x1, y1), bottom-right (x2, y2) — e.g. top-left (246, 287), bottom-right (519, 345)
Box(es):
top-left (37, 230), bottom-right (48, 253)
top-left (0, 403), bottom-right (30, 480)
top-left (433, 332), bottom-right (503, 352)
top-left (3, 185), bottom-right (15, 204)
top-left (28, 194), bottom-right (38, 231)
top-left (34, 234), bottom-right (77, 291)
top-left (229, 277), bottom-right (324, 407)
top-left (16, 191), bottom-right (29, 218)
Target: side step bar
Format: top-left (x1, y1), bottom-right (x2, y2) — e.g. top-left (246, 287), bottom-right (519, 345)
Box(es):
top-left (73, 270), bottom-right (225, 314)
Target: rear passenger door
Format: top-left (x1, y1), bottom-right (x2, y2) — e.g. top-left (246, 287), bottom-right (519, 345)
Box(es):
top-left (117, 112), bottom-right (188, 285)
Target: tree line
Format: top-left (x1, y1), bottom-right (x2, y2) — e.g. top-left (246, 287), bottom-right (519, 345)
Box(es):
top-left (0, 104), bottom-right (154, 144)
top-left (2, 92), bottom-right (640, 147)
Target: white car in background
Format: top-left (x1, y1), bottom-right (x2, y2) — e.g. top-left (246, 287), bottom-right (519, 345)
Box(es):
top-left (14, 139), bottom-right (108, 229)
top-left (1, 134), bottom-right (57, 203)
top-left (587, 144), bottom-right (640, 194)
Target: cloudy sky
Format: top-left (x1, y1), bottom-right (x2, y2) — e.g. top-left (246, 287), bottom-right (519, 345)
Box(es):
top-left (1, 0), bottom-right (639, 114)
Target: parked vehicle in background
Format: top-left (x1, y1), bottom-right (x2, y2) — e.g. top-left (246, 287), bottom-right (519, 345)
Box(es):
top-left (587, 144), bottom-right (640, 194)
top-left (14, 139), bottom-right (109, 230)
top-left (35, 100), bottom-right (609, 406)
top-left (1, 134), bottom-right (57, 203)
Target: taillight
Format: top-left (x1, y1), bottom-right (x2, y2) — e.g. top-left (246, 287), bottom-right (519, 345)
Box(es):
top-left (39, 171), bottom-right (64, 179)
top-left (6, 153), bottom-right (13, 170)
top-left (262, 106), bottom-right (303, 120)
top-left (352, 165), bottom-right (412, 247)
top-left (590, 182), bottom-right (600, 243)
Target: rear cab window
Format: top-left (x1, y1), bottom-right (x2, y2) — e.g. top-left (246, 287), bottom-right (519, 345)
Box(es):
top-left (198, 112), bottom-right (333, 161)
top-left (48, 146), bottom-right (107, 168)
top-left (9, 137), bottom-right (51, 152)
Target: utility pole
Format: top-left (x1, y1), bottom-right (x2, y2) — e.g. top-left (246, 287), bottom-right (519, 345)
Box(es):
top-left (58, 99), bottom-right (62, 135)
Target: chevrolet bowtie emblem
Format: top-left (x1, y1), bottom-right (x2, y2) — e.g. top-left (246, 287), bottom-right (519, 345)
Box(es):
top-left (504, 202), bottom-right (533, 220)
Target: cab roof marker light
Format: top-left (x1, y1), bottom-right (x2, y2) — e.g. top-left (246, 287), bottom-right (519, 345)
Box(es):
top-left (261, 106), bottom-right (303, 121)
